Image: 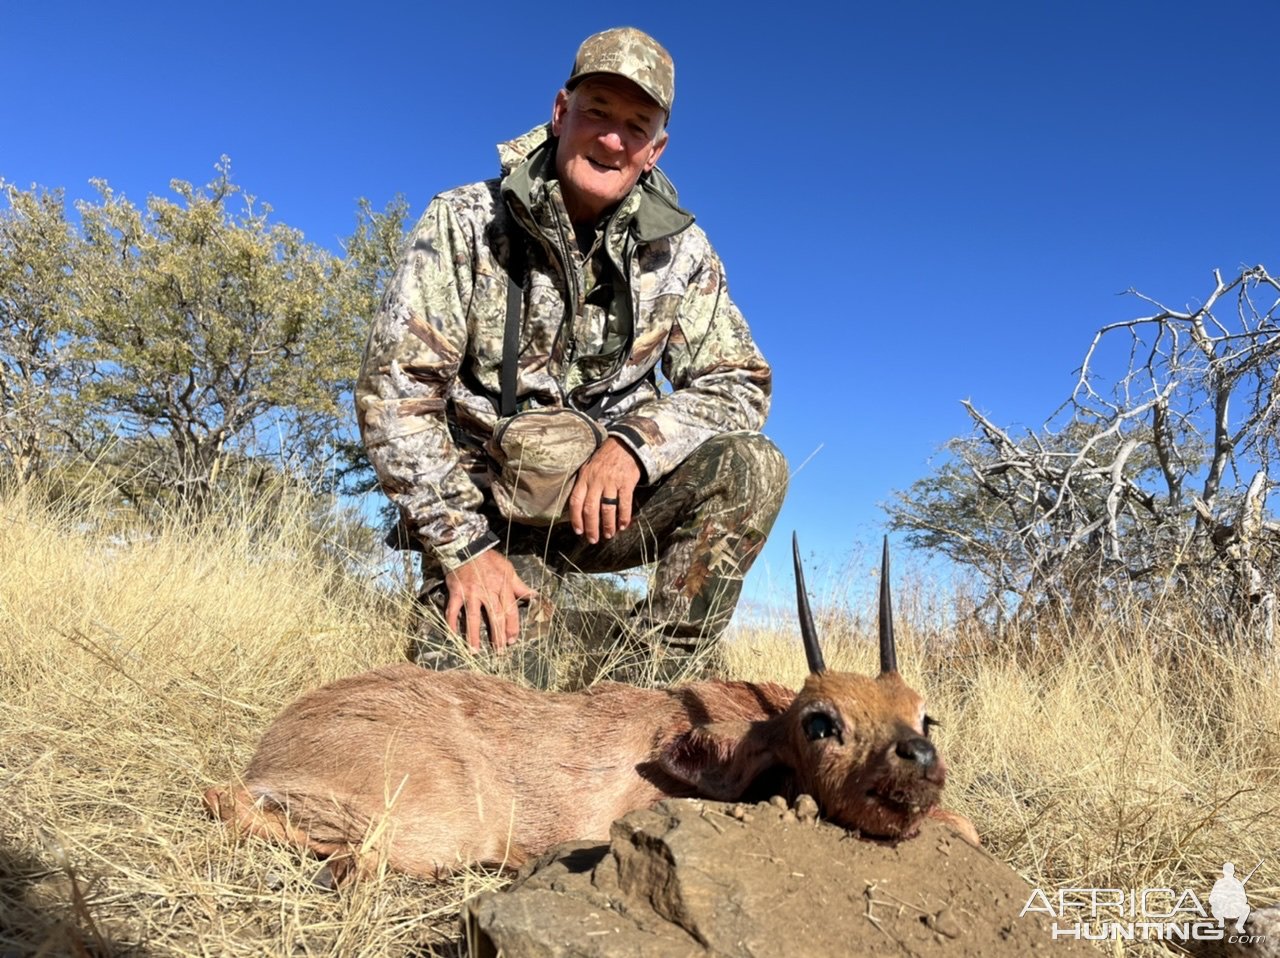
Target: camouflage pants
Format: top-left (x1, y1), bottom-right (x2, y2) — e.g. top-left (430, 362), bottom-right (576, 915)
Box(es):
top-left (415, 431), bottom-right (788, 675)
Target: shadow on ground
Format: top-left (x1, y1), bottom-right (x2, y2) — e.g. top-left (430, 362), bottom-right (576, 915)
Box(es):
top-left (0, 841), bottom-right (146, 957)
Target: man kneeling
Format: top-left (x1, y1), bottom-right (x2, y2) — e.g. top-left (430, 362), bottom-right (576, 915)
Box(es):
top-left (355, 27), bottom-right (785, 679)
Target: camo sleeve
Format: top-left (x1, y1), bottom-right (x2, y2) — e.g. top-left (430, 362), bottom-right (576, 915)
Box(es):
top-left (607, 238), bottom-right (773, 483)
top-left (355, 199), bottom-right (497, 573)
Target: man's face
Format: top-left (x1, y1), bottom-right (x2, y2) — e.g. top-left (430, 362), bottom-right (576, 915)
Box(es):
top-left (551, 76), bottom-right (669, 225)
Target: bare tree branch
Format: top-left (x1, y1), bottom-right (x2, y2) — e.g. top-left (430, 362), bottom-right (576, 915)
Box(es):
top-left (890, 265), bottom-right (1280, 642)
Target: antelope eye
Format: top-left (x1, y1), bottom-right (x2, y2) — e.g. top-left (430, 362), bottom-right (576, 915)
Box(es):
top-left (803, 711), bottom-right (839, 742)
top-left (923, 715), bottom-right (941, 737)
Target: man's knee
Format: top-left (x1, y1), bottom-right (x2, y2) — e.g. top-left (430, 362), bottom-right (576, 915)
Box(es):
top-left (686, 430), bottom-right (786, 481)
top-left (692, 431), bottom-right (789, 518)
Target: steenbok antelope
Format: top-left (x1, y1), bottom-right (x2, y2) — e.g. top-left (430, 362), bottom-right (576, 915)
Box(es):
top-left (205, 536), bottom-right (977, 880)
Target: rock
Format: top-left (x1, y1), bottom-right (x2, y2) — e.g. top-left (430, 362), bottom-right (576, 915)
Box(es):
top-left (1244, 906), bottom-right (1280, 957)
top-left (793, 793), bottom-right (819, 824)
top-left (464, 798), bottom-right (1098, 957)
top-left (1182, 904), bottom-right (1280, 958)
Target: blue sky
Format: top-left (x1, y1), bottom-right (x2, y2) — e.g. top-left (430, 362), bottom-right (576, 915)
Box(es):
top-left (4, 2), bottom-right (1277, 610)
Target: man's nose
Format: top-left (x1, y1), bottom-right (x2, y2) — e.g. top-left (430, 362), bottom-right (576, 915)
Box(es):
top-left (598, 130), bottom-right (624, 152)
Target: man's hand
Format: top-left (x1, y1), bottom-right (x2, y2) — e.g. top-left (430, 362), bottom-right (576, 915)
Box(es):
top-left (444, 550), bottom-right (533, 651)
top-left (568, 437), bottom-right (642, 543)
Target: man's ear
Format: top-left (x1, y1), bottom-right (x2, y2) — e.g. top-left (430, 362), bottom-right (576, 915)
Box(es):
top-left (643, 131), bottom-right (669, 173)
top-left (551, 88), bottom-right (570, 137)
top-left (657, 721), bottom-right (777, 801)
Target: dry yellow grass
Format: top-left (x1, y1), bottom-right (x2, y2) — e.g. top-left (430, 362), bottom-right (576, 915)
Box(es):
top-left (1, 488), bottom-right (1276, 956)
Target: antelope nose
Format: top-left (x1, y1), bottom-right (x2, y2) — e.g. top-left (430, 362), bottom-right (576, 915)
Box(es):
top-left (896, 736), bottom-right (937, 768)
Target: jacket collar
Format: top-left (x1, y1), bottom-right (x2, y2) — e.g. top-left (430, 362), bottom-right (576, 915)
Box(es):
top-left (498, 124), bottom-right (693, 244)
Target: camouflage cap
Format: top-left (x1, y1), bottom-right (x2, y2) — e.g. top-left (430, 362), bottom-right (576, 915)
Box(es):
top-left (566, 27), bottom-right (675, 118)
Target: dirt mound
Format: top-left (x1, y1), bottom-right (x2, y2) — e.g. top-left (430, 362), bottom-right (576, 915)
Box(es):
top-left (465, 796), bottom-right (1098, 957)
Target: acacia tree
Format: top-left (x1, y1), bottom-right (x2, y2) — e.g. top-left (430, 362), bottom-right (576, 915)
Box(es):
top-left (331, 194), bottom-right (410, 500)
top-left (0, 182), bottom-right (90, 487)
top-left (889, 265), bottom-right (1280, 640)
top-left (74, 160), bottom-right (398, 513)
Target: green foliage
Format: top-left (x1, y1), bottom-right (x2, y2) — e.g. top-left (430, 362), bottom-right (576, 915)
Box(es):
top-left (0, 181), bottom-right (89, 486)
top-left (0, 161), bottom-right (408, 517)
top-left (76, 160), bottom-right (347, 509)
top-left (333, 194), bottom-right (411, 499)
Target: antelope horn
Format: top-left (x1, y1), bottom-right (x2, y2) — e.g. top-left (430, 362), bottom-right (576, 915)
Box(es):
top-left (793, 533), bottom-right (826, 674)
top-left (879, 535), bottom-right (898, 674)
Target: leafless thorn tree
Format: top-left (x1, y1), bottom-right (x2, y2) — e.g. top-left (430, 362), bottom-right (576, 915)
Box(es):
top-left (890, 265), bottom-right (1280, 647)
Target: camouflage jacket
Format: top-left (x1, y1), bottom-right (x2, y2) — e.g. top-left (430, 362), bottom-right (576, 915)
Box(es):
top-left (356, 125), bottom-right (773, 572)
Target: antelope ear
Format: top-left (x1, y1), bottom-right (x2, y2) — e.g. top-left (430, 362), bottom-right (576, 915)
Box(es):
top-left (657, 721), bottom-right (777, 801)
